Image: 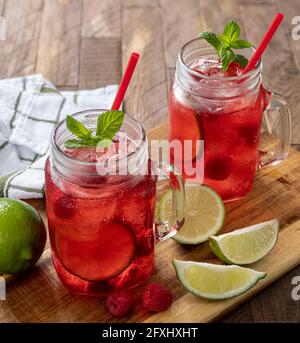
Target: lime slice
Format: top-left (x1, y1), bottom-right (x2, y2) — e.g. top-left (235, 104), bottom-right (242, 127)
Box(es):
top-left (56, 222), bottom-right (136, 282)
top-left (209, 219), bottom-right (279, 265)
top-left (158, 184), bottom-right (225, 244)
top-left (173, 259), bottom-right (266, 300)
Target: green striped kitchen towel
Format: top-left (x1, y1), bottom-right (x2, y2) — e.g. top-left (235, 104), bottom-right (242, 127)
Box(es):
top-left (0, 74), bottom-right (118, 199)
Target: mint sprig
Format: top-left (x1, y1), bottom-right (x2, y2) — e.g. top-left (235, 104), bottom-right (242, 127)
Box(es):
top-left (96, 110), bottom-right (124, 140)
top-left (64, 110), bottom-right (124, 149)
top-left (66, 115), bottom-right (92, 140)
top-left (64, 138), bottom-right (97, 148)
top-left (199, 21), bottom-right (252, 71)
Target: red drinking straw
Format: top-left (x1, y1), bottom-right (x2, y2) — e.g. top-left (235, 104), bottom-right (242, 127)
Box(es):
top-left (242, 13), bottom-right (284, 74)
top-left (111, 52), bottom-right (140, 110)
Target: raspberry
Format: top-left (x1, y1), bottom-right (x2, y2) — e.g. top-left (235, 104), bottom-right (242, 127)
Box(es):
top-left (205, 157), bottom-right (233, 181)
top-left (106, 292), bottom-right (133, 318)
top-left (53, 195), bottom-right (76, 220)
top-left (238, 124), bottom-right (260, 145)
top-left (143, 283), bottom-right (173, 312)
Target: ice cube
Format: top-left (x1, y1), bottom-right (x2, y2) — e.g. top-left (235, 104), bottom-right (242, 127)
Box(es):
top-left (117, 175), bottom-right (156, 233)
top-left (63, 147), bottom-right (98, 162)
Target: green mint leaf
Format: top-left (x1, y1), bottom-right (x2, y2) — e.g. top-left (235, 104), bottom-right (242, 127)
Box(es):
top-left (235, 54), bottom-right (249, 69)
top-left (230, 39), bottom-right (252, 49)
top-left (223, 21), bottom-right (240, 43)
top-left (64, 138), bottom-right (97, 148)
top-left (199, 32), bottom-right (222, 54)
top-left (64, 111), bottom-right (124, 149)
top-left (220, 48), bottom-right (236, 71)
top-left (66, 115), bottom-right (91, 140)
top-left (97, 138), bottom-right (113, 148)
top-left (218, 34), bottom-right (231, 48)
top-left (96, 110), bottom-right (124, 140)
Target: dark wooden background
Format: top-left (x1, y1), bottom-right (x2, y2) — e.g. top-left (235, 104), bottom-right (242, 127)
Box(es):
top-left (0, 0), bottom-right (300, 322)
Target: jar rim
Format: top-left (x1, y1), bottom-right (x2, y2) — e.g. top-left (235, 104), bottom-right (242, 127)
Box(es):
top-left (52, 109), bottom-right (147, 168)
top-left (179, 37), bottom-right (262, 83)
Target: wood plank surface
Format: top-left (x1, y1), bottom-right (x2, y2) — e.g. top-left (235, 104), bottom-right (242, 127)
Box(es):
top-left (1, 122), bottom-right (300, 323)
top-left (79, 37), bottom-right (121, 89)
top-left (161, 0), bottom-right (203, 69)
top-left (279, 0), bottom-right (300, 71)
top-left (36, 0), bottom-right (82, 86)
top-left (82, 0), bottom-right (121, 38)
top-left (199, 0), bottom-right (246, 35)
top-left (240, 2), bottom-right (300, 146)
top-left (122, 5), bottom-right (168, 130)
top-left (0, 1), bottom-right (5, 15)
top-left (123, 0), bottom-right (159, 7)
top-left (0, 0), bottom-right (43, 77)
top-left (223, 264), bottom-right (300, 323)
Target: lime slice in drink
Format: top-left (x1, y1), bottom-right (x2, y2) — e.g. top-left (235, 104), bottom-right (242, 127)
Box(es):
top-left (158, 184), bottom-right (225, 244)
top-left (173, 259), bottom-right (266, 300)
top-left (209, 219), bottom-right (279, 265)
top-left (56, 222), bottom-right (136, 282)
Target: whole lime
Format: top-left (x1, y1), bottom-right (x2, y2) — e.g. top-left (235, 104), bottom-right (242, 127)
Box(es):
top-left (0, 198), bottom-right (47, 274)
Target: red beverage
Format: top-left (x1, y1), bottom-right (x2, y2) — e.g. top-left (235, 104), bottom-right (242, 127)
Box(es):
top-left (45, 110), bottom-right (185, 296)
top-left (45, 159), bottom-right (156, 295)
top-left (169, 40), bottom-right (275, 201)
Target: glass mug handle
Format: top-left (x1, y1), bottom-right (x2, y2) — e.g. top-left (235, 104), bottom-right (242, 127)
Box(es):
top-left (258, 92), bottom-right (292, 169)
top-left (153, 162), bottom-right (186, 242)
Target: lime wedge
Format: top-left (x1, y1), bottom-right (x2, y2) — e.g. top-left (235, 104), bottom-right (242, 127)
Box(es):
top-left (173, 259), bottom-right (266, 300)
top-left (158, 184), bottom-right (225, 244)
top-left (209, 219), bottom-right (279, 265)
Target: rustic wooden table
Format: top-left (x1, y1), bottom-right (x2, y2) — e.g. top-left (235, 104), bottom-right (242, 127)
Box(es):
top-left (0, 0), bottom-right (300, 322)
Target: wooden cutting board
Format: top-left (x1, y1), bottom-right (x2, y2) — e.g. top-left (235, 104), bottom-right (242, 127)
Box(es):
top-left (1, 122), bottom-right (300, 323)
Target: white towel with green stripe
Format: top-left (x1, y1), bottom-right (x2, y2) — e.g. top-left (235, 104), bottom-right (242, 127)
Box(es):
top-left (0, 74), bottom-right (118, 199)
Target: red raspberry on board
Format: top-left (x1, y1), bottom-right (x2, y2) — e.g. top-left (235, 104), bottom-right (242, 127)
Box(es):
top-left (143, 283), bottom-right (173, 312)
top-left (106, 292), bottom-right (133, 318)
